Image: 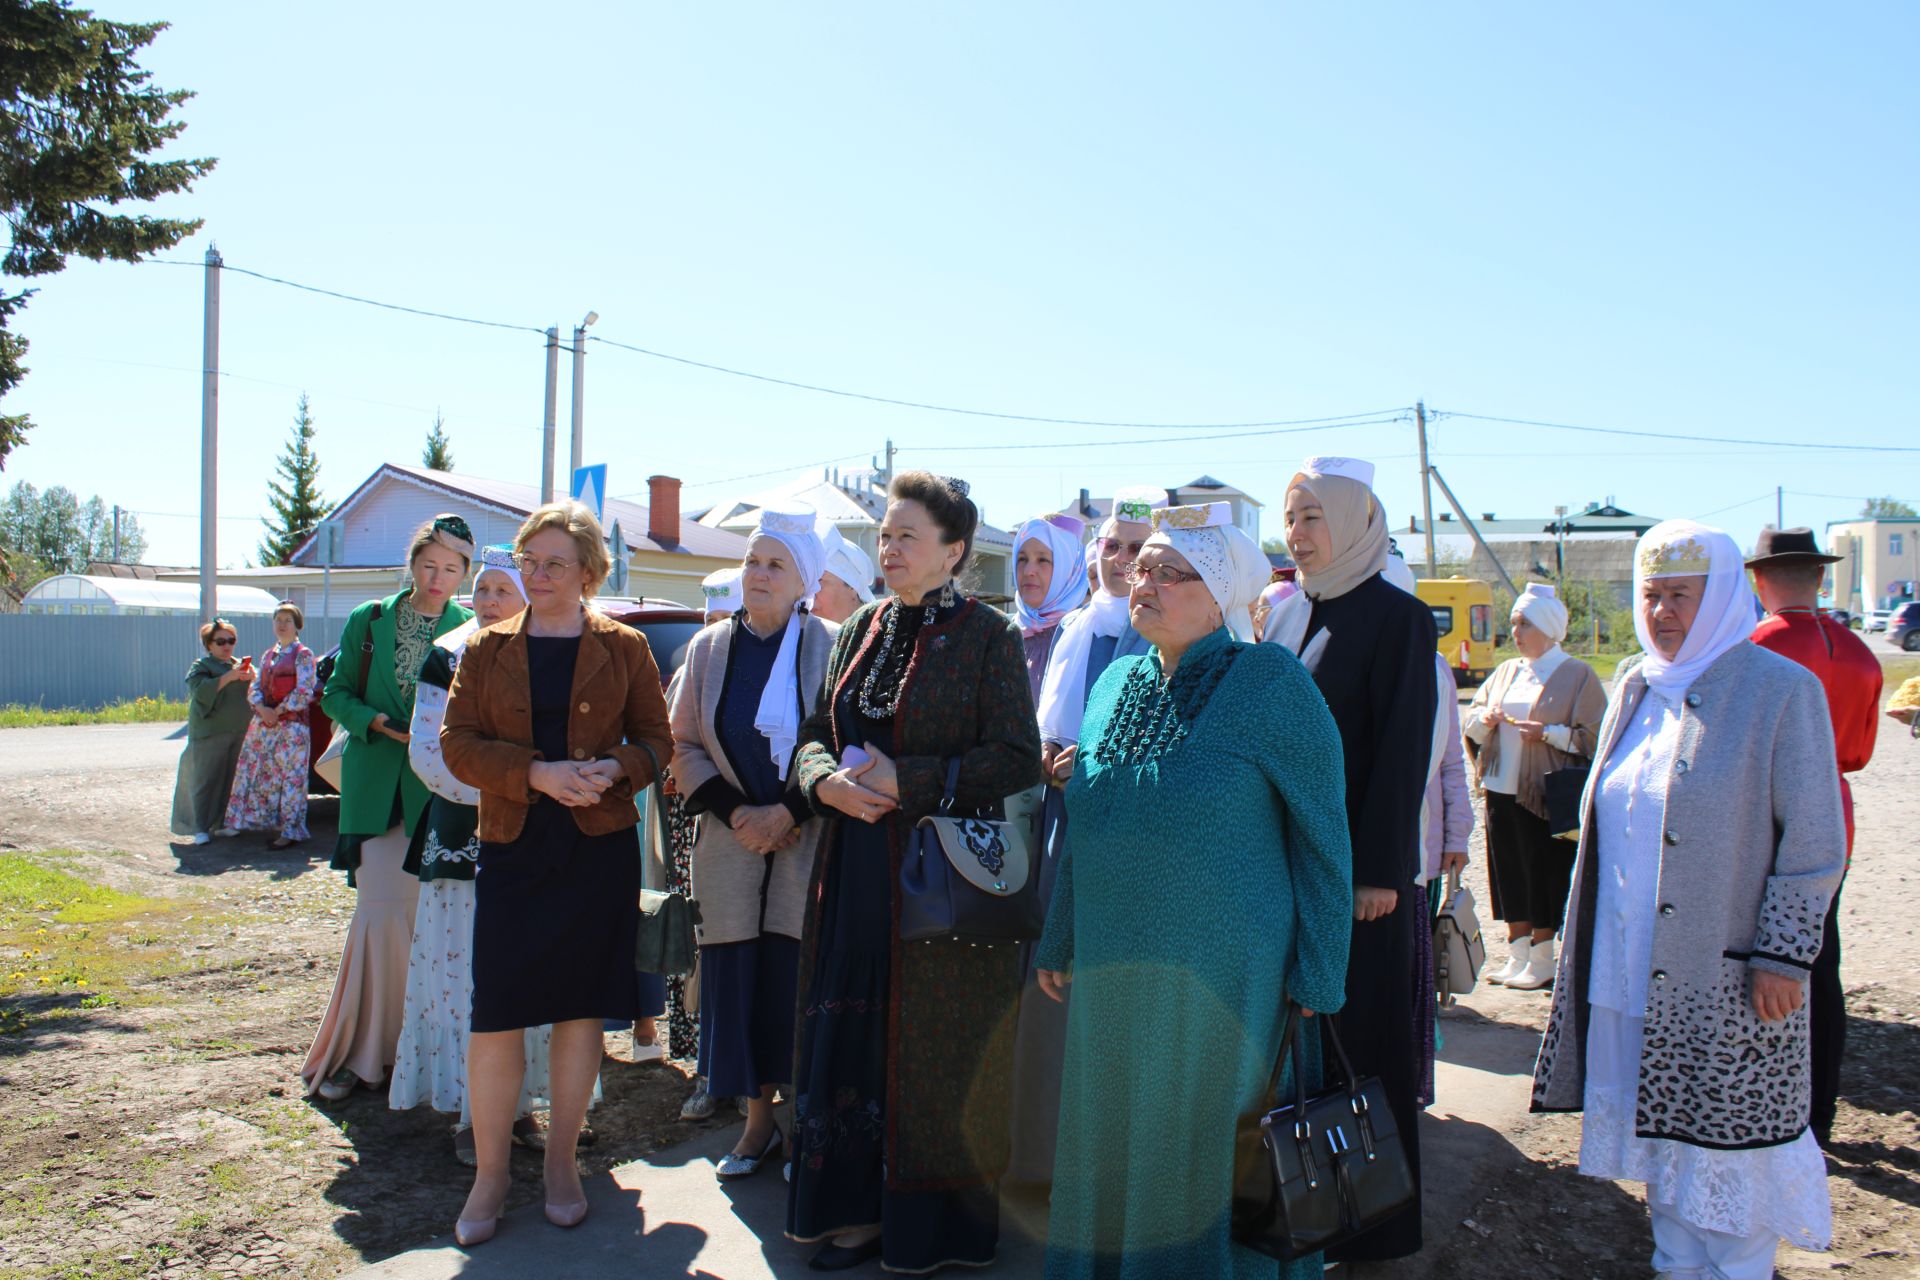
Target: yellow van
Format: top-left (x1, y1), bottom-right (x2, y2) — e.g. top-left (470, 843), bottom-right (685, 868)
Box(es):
top-left (1417, 577), bottom-right (1495, 686)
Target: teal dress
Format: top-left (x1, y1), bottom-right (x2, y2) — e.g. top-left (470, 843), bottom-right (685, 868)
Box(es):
top-left (1034, 629), bottom-right (1353, 1280)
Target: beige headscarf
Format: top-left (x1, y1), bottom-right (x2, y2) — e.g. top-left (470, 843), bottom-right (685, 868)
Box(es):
top-left (1288, 458), bottom-right (1390, 600)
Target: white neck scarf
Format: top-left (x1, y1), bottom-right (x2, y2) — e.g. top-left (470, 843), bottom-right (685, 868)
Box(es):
top-left (1631, 519), bottom-right (1756, 702)
top-left (747, 511), bottom-right (828, 781)
top-left (1036, 588), bottom-right (1132, 744)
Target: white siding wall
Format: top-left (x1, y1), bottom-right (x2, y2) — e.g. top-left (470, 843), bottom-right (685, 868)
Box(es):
top-left (301, 482), bottom-right (525, 567)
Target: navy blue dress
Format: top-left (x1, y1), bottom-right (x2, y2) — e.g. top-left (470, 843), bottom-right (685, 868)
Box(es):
top-left (787, 652), bottom-right (998, 1271)
top-left (471, 635), bottom-right (651, 1033)
top-left (696, 620), bottom-right (802, 1097)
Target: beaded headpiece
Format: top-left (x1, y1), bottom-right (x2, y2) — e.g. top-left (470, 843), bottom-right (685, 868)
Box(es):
top-left (429, 513), bottom-right (476, 560)
top-left (939, 476), bottom-right (971, 500)
top-left (1153, 502), bottom-right (1232, 531)
top-left (479, 543), bottom-right (517, 572)
top-left (1638, 535), bottom-right (1712, 579)
top-left (701, 566), bottom-right (742, 603)
top-left (1110, 485), bottom-right (1168, 525)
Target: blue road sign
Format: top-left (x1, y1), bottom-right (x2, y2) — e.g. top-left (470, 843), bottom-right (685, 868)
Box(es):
top-left (571, 464), bottom-right (608, 522)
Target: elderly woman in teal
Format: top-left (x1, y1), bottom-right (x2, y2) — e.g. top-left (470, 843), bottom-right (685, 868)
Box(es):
top-left (1035, 503), bottom-right (1353, 1280)
top-left (301, 514), bottom-right (475, 1101)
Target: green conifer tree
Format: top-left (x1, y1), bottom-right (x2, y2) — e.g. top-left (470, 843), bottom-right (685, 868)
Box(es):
top-left (259, 394), bottom-right (327, 565)
top-left (422, 411), bottom-right (454, 471)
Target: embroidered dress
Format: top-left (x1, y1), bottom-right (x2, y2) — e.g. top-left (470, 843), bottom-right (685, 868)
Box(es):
top-left (1578, 688), bottom-right (1831, 1250)
top-left (392, 641), bottom-right (568, 1121)
top-left (222, 644), bottom-right (317, 840)
top-left (1034, 630), bottom-right (1352, 1280)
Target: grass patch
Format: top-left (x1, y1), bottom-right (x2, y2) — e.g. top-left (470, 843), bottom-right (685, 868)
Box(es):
top-left (1486, 645), bottom-right (1638, 685)
top-left (1882, 657), bottom-right (1920, 689)
top-left (0, 696), bottom-right (189, 728)
top-left (0, 855), bottom-right (190, 1039)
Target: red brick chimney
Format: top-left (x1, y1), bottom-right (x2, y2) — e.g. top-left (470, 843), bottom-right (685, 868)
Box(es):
top-left (648, 475), bottom-right (681, 549)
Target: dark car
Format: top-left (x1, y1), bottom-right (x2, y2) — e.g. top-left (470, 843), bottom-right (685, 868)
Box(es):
top-left (306, 598), bottom-right (706, 795)
top-left (1891, 602), bottom-right (1920, 653)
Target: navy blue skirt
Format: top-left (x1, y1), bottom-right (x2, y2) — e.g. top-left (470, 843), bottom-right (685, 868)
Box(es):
top-left (697, 934), bottom-right (800, 1097)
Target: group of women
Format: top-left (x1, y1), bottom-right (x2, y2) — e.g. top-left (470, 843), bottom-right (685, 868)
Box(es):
top-left (169, 603), bottom-right (320, 849)
top-left (170, 452), bottom-right (1845, 1280)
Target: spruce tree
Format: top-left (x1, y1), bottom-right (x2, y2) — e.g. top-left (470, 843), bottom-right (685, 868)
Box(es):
top-left (259, 394), bottom-right (326, 565)
top-left (422, 411), bottom-right (454, 471)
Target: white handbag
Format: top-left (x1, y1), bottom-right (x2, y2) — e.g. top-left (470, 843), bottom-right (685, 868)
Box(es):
top-left (1433, 869), bottom-right (1486, 1004)
top-left (315, 602), bottom-right (380, 792)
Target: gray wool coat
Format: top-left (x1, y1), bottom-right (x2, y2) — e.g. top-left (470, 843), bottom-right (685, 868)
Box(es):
top-left (668, 611), bottom-right (837, 946)
top-left (1530, 640), bottom-right (1847, 1150)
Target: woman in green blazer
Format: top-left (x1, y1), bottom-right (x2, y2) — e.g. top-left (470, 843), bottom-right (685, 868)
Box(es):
top-left (300, 514), bottom-right (475, 1101)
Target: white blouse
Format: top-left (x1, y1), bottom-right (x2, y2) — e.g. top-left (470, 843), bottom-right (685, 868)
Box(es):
top-left (1464, 645), bottom-right (1577, 794)
top-left (1587, 686), bottom-right (1685, 1015)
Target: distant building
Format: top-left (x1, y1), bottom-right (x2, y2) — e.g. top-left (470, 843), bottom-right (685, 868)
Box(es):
top-left (1827, 516), bottom-right (1920, 613)
top-left (697, 470), bottom-right (1017, 601)
top-left (1055, 475), bottom-right (1265, 543)
top-left (1402, 500), bottom-right (1661, 602)
top-left (156, 464), bottom-right (749, 620)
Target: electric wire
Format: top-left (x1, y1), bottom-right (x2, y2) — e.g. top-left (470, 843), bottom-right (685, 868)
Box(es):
top-left (897, 415), bottom-right (1410, 454)
top-left (1431, 410), bottom-right (1920, 455)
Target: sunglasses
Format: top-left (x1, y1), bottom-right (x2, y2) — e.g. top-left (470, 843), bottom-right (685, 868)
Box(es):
top-left (210, 637), bottom-right (237, 647)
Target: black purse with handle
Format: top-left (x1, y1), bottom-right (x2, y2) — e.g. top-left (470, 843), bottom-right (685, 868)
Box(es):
top-left (1231, 1005), bottom-right (1415, 1260)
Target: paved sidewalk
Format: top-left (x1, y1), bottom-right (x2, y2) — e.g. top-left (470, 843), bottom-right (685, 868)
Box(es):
top-left (351, 1012), bottom-right (1543, 1279)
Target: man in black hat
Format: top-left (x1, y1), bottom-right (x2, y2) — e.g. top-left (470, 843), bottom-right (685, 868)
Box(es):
top-left (1749, 526), bottom-right (1882, 1147)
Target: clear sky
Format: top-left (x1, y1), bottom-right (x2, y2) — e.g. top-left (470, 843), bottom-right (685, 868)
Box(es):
top-left (7, 1), bottom-right (1916, 567)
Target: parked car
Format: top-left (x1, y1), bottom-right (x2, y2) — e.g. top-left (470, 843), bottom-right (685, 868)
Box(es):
top-left (1891, 602), bottom-right (1920, 652)
top-left (1860, 608), bottom-right (1892, 633)
top-left (305, 598), bottom-right (706, 795)
top-left (1826, 608), bottom-right (1853, 629)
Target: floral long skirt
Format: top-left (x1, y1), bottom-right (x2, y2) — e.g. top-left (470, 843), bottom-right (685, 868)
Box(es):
top-left (224, 718), bottom-right (310, 841)
top-left (663, 783), bottom-right (699, 1061)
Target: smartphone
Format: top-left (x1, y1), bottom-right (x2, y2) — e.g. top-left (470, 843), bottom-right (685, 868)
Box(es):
top-left (239, 656), bottom-right (253, 669)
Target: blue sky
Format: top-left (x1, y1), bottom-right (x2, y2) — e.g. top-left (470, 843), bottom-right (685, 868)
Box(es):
top-left (7, 1), bottom-right (1916, 566)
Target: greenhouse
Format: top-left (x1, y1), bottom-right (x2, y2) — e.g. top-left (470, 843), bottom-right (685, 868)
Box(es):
top-left (19, 575), bottom-right (282, 617)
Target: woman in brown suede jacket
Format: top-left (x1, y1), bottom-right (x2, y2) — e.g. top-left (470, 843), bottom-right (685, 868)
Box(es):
top-left (440, 500), bottom-right (672, 1247)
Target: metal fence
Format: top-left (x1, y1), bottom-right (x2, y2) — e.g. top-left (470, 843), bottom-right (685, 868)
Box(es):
top-left (0, 615), bottom-right (347, 710)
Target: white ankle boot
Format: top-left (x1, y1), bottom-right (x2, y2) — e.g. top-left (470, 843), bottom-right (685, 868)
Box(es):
top-left (1487, 937), bottom-right (1531, 986)
top-left (1507, 939), bottom-right (1557, 990)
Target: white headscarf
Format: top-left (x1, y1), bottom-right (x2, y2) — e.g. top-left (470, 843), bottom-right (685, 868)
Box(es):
top-left (1012, 515), bottom-right (1089, 637)
top-left (701, 566), bottom-right (742, 615)
top-left (747, 509), bottom-right (828, 781)
top-left (1514, 582), bottom-right (1569, 645)
top-left (1631, 519), bottom-right (1757, 701)
top-left (819, 523), bottom-right (875, 604)
top-left (1037, 575), bottom-right (1133, 746)
top-left (1143, 502), bottom-right (1270, 643)
top-left (440, 545), bottom-right (528, 656)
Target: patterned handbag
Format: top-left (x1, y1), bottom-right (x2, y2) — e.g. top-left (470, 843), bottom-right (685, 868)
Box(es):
top-left (900, 758), bottom-right (1045, 945)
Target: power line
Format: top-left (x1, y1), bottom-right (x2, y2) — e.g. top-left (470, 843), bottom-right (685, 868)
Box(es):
top-left (1691, 491), bottom-right (1778, 521)
top-left (617, 452), bottom-right (879, 498)
top-left (899, 415), bottom-right (1410, 454)
top-left (1431, 410), bottom-right (1920, 455)
top-left (144, 258), bottom-right (546, 334)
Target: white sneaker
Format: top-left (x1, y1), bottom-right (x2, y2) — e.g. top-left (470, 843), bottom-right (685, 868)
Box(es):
top-left (1486, 937), bottom-right (1531, 986)
top-left (214, 827), bottom-right (238, 838)
top-left (1507, 941), bottom-right (1557, 991)
top-left (629, 1033), bottom-right (664, 1063)
top-left (680, 1081), bottom-right (716, 1120)
top-left (191, 832), bottom-right (211, 846)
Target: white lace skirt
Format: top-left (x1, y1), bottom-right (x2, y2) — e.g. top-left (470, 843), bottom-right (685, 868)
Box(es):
top-left (1579, 1004), bottom-right (1831, 1250)
top-left (390, 879), bottom-right (596, 1124)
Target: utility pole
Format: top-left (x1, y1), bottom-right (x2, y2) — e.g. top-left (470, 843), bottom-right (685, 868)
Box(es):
top-left (1554, 504), bottom-right (1569, 586)
top-left (1415, 401), bottom-right (1437, 577)
top-left (884, 439), bottom-right (896, 488)
top-left (1777, 486), bottom-right (1783, 529)
top-left (199, 244), bottom-right (222, 622)
top-left (540, 326), bottom-right (559, 503)
top-left (568, 310), bottom-right (598, 480)
top-left (111, 506), bottom-right (121, 563)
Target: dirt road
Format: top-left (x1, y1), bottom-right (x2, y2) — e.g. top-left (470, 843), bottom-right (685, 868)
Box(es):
top-left (1, 718), bottom-right (1916, 1278)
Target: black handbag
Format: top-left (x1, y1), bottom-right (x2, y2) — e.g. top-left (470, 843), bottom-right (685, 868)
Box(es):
top-left (1543, 765), bottom-right (1591, 841)
top-left (1231, 1006), bottom-right (1415, 1260)
top-left (633, 740), bottom-right (701, 977)
top-left (899, 758), bottom-right (1045, 946)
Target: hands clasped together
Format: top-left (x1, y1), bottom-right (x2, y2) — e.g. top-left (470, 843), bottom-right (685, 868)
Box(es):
top-left (815, 745), bottom-right (901, 826)
top-left (529, 757), bottom-right (625, 807)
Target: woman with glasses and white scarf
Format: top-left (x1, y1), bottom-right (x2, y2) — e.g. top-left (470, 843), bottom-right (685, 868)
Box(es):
top-left (1533, 520), bottom-right (1845, 1280)
top-left (669, 509), bottom-right (838, 1181)
top-left (1034, 502), bottom-right (1352, 1280)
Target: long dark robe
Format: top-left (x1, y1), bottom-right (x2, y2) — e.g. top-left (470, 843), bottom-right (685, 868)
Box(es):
top-left (1302, 572), bottom-right (1437, 1262)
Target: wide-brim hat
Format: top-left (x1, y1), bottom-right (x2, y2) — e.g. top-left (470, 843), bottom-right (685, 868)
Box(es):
top-left (1746, 526), bottom-right (1840, 568)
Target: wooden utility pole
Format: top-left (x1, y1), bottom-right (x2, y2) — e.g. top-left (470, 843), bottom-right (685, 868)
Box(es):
top-left (540, 327), bottom-right (559, 503)
top-left (199, 245), bottom-right (222, 621)
top-left (1416, 401), bottom-right (1437, 577)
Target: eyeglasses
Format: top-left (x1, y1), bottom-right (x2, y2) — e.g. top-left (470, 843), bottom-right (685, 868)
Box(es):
top-left (1099, 538), bottom-right (1148, 558)
top-left (1124, 564), bottom-right (1205, 588)
top-left (514, 554), bottom-right (579, 579)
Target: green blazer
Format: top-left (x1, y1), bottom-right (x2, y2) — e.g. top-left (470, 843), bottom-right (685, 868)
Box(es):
top-left (322, 589), bottom-right (471, 853)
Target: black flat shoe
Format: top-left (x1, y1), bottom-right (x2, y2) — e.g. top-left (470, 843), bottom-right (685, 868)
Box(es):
top-left (808, 1236), bottom-right (883, 1271)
